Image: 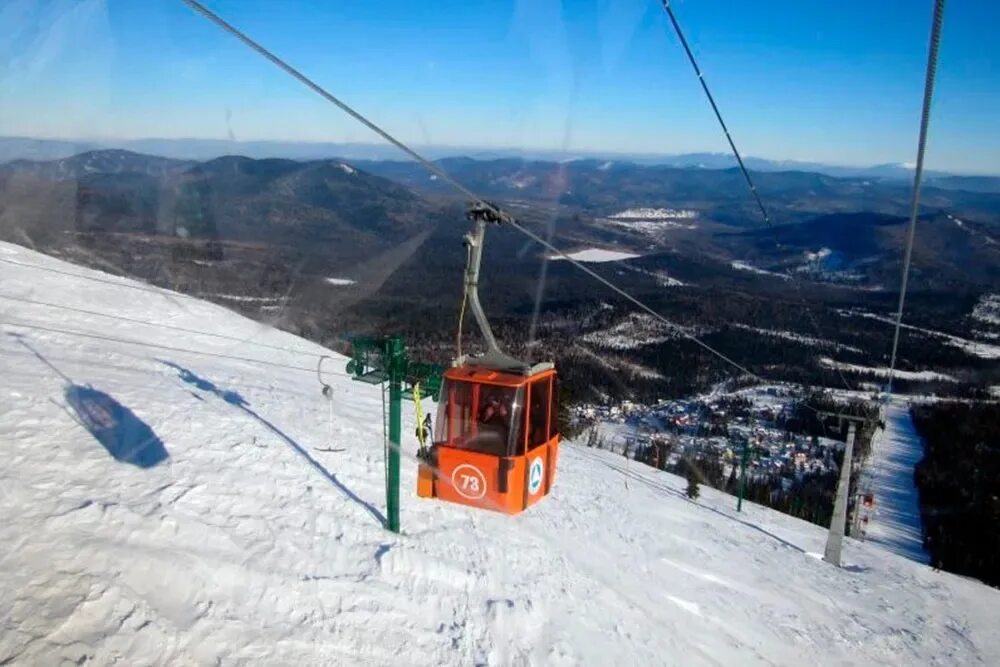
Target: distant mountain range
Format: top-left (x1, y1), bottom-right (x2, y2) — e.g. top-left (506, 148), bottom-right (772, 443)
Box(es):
top-left (0, 149), bottom-right (437, 263)
top-left (1, 147), bottom-right (997, 403)
top-left (3, 136), bottom-right (998, 193)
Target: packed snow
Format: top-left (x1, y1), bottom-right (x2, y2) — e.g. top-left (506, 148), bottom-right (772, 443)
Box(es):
top-left (2, 241), bottom-right (999, 665)
top-left (325, 277), bottom-right (356, 286)
top-left (549, 248), bottom-right (639, 263)
top-left (864, 402), bottom-right (930, 564)
top-left (818, 357), bottom-right (958, 383)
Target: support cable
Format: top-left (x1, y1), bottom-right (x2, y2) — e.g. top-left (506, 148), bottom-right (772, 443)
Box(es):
top-left (887, 0), bottom-right (946, 397)
top-left (660, 0), bottom-right (769, 226)
top-left (178, 0), bottom-right (758, 380)
top-left (660, 0), bottom-right (855, 392)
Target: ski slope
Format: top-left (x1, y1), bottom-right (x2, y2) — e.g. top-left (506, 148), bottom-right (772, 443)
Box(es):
top-left (2, 241), bottom-right (999, 665)
top-left (866, 403), bottom-right (931, 564)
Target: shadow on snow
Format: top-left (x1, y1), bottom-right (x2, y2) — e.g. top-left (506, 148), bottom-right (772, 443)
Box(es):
top-left (9, 332), bottom-right (168, 468)
top-left (158, 359), bottom-right (386, 527)
top-left (65, 385), bottom-right (169, 468)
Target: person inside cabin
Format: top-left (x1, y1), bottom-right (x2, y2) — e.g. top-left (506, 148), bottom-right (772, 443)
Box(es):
top-left (477, 390), bottom-right (511, 455)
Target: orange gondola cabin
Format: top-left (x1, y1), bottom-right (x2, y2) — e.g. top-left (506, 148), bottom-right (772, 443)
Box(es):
top-left (415, 203), bottom-right (560, 514)
top-left (417, 363), bottom-right (559, 513)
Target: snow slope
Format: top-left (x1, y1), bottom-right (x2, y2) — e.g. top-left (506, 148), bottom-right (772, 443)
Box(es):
top-left (2, 242), bottom-right (999, 665)
top-left (865, 403), bottom-right (930, 564)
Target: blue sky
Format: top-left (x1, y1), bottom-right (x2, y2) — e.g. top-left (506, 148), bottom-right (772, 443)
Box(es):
top-left (1, 0), bottom-right (998, 173)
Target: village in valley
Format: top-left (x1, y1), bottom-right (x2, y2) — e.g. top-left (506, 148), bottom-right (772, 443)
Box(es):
top-left (570, 383), bottom-right (878, 529)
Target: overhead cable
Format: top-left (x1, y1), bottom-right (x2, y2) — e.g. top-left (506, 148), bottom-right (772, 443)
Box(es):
top-left (179, 0), bottom-right (763, 383)
top-left (887, 0), bottom-right (946, 396)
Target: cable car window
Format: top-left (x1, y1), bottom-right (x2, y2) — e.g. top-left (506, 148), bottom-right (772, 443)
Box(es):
top-left (435, 380), bottom-right (474, 446)
top-left (474, 385), bottom-right (524, 457)
top-left (528, 377), bottom-right (552, 450)
top-left (435, 380), bottom-right (525, 457)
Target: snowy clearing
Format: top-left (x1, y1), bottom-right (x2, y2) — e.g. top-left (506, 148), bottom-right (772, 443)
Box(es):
top-left (609, 207), bottom-right (697, 220)
top-left (337, 163), bottom-right (356, 175)
top-left (804, 247), bottom-right (833, 262)
top-left (581, 313), bottom-right (684, 350)
top-left (848, 310), bottom-right (1000, 359)
top-left (818, 357), bottom-right (957, 382)
top-left (730, 260), bottom-right (791, 280)
top-left (623, 265), bottom-right (687, 287)
top-left (325, 277), bottom-right (356, 286)
top-left (731, 324), bottom-right (863, 354)
top-left (947, 214), bottom-right (999, 247)
top-left (655, 273), bottom-right (685, 287)
top-left (603, 218), bottom-right (696, 235)
top-left (1, 241), bottom-right (999, 665)
top-left (549, 248), bottom-right (639, 263)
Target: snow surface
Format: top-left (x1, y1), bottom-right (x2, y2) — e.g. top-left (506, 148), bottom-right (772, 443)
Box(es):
top-left (338, 163), bottom-right (356, 175)
top-left (325, 277), bottom-right (356, 286)
top-left (549, 248), bottom-right (639, 263)
top-left (865, 402), bottom-right (930, 564)
top-left (2, 241), bottom-right (999, 665)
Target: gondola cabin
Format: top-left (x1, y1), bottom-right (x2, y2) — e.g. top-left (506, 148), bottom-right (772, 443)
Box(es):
top-left (416, 363), bottom-right (559, 514)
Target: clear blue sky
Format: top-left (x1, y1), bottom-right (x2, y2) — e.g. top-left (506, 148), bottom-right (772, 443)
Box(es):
top-left (1, 0), bottom-right (997, 173)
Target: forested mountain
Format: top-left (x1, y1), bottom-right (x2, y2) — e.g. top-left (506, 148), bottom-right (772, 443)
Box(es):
top-left (1, 150), bottom-right (998, 404)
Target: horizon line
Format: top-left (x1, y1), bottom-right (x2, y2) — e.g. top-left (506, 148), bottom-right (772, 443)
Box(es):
top-left (2, 134), bottom-right (998, 178)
